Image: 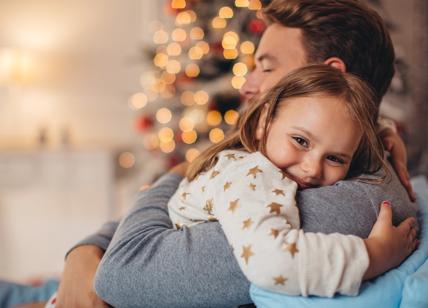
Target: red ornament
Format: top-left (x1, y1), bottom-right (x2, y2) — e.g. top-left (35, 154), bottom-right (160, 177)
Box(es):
top-left (248, 19), bottom-right (265, 33)
top-left (135, 115), bottom-right (154, 132)
top-left (166, 154), bottom-right (181, 169)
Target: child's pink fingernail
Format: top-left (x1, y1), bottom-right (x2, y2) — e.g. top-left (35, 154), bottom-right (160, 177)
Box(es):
top-left (382, 200), bottom-right (391, 207)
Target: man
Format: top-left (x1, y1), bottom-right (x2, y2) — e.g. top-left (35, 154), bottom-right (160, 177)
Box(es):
top-left (57, 1), bottom-right (417, 307)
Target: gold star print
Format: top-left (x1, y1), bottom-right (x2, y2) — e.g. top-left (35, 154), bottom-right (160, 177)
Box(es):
top-left (225, 153), bottom-right (236, 160)
top-left (201, 186), bottom-right (206, 192)
top-left (179, 206), bottom-right (186, 211)
top-left (175, 223), bottom-right (182, 229)
top-left (247, 166), bottom-right (263, 179)
top-left (241, 245), bottom-right (254, 264)
top-left (282, 242), bottom-right (299, 258)
top-left (228, 199), bottom-right (239, 213)
top-left (210, 170), bottom-right (220, 179)
top-left (181, 192), bottom-right (190, 200)
top-left (249, 183), bottom-right (256, 191)
top-left (208, 216), bottom-right (217, 222)
top-left (204, 199), bottom-right (214, 215)
top-left (267, 202), bottom-right (283, 215)
top-left (274, 275), bottom-right (287, 285)
top-left (269, 228), bottom-right (280, 239)
top-left (280, 170), bottom-right (288, 180)
top-left (273, 188), bottom-right (285, 196)
top-left (224, 182), bottom-right (232, 191)
top-left (242, 218), bottom-right (253, 230)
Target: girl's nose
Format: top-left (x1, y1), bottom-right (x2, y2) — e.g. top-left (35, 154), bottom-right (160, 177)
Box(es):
top-left (301, 157), bottom-right (322, 180)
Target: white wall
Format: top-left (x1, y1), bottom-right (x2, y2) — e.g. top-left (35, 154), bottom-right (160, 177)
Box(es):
top-left (0, 0), bottom-right (160, 149)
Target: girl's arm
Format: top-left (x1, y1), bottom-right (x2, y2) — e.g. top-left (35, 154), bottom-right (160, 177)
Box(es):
top-left (210, 152), bottom-right (417, 297)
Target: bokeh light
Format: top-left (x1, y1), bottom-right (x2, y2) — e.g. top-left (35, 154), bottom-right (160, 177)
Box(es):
top-left (153, 30), bottom-right (169, 44)
top-left (160, 140), bottom-right (176, 153)
top-left (209, 128), bottom-right (225, 143)
top-left (166, 42), bottom-right (182, 56)
top-left (219, 6), bottom-right (234, 19)
top-left (153, 52), bottom-right (168, 68)
top-left (158, 127), bottom-right (174, 142)
top-left (118, 152), bottom-right (135, 169)
top-left (212, 17), bottom-right (227, 29)
top-left (190, 27), bottom-right (204, 40)
top-left (223, 49), bottom-right (238, 59)
top-left (180, 90), bottom-right (194, 105)
top-left (185, 148), bottom-right (200, 162)
top-left (231, 76), bottom-right (246, 89)
top-left (166, 59), bottom-right (181, 74)
top-left (194, 90), bottom-right (209, 105)
top-left (129, 92), bottom-right (148, 110)
top-left (179, 117), bottom-right (195, 132)
top-left (235, 0), bottom-right (249, 8)
top-left (156, 108), bottom-right (172, 124)
top-left (172, 28), bottom-right (187, 42)
top-left (224, 110), bottom-right (239, 125)
top-left (188, 46), bottom-right (204, 60)
top-left (240, 41), bottom-right (255, 54)
top-left (232, 62), bottom-right (248, 76)
top-left (206, 110), bottom-right (222, 126)
top-left (185, 63), bottom-right (200, 78)
top-left (171, 0), bottom-right (186, 9)
top-left (181, 130), bottom-right (198, 144)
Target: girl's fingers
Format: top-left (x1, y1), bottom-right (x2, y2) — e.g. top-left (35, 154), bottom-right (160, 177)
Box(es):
top-left (378, 200), bottom-right (392, 222)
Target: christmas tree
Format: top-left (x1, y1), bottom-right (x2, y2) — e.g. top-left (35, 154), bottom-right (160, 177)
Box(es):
top-left (125, 0), bottom-right (266, 181)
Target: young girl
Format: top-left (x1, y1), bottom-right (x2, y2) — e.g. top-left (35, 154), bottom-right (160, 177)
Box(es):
top-left (167, 65), bottom-right (414, 297)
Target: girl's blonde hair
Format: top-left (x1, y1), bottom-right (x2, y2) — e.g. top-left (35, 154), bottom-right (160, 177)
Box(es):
top-left (187, 64), bottom-right (386, 182)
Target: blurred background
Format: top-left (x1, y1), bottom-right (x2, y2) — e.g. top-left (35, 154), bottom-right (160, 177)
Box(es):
top-left (0, 0), bottom-right (426, 281)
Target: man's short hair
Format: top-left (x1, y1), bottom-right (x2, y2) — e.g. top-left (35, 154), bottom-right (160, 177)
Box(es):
top-left (263, 0), bottom-right (395, 105)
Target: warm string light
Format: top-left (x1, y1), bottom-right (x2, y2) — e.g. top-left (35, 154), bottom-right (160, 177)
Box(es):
top-left (212, 17), bottom-right (227, 29)
top-left (171, 0), bottom-right (186, 9)
top-left (185, 148), bottom-right (200, 162)
top-left (194, 90), bottom-right (209, 105)
top-left (139, 1), bottom-right (261, 159)
top-left (209, 128), bottom-right (225, 143)
top-left (118, 152), bottom-right (136, 169)
top-left (129, 92), bottom-right (148, 110)
top-left (219, 6), bottom-right (234, 19)
top-left (235, 0), bottom-right (249, 8)
top-left (224, 110), bottom-right (239, 125)
top-left (206, 110), bottom-right (222, 126)
top-left (249, 0), bottom-right (262, 10)
top-left (181, 130), bottom-right (198, 144)
top-left (190, 27), bottom-right (204, 40)
top-left (156, 107), bottom-right (172, 124)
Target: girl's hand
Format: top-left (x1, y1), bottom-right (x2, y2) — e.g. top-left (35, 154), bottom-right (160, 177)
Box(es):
top-left (381, 128), bottom-right (416, 202)
top-left (363, 200), bottom-right (419, 280)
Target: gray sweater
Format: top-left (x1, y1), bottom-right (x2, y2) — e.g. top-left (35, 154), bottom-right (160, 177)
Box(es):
top-left (72, 163), bottom-right (416, 308)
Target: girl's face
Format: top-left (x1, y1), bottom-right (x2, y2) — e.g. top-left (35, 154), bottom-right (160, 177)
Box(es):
top-left (256, 95), bottom-right (363, 189)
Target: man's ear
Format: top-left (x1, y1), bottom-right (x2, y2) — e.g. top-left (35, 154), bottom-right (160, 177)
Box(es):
top-left (323, 57), bottom-right (347, 73)
top-left (256, 104), bottom-right (269, 141)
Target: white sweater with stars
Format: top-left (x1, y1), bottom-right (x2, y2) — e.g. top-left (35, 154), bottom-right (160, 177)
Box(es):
top-left (168, 150), bottom-right (369, 297)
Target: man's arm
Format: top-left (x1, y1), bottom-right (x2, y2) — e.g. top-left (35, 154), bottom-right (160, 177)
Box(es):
top-left (298, 161), bottom-right (418, 237)
top-left (94, 173), bottom-right (251, 308)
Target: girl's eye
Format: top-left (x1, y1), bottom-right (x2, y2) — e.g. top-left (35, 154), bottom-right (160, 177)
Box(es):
top-left (327, 155), bottom-right (345, 164)
top-left (292, 136), bottom-right (309, 148)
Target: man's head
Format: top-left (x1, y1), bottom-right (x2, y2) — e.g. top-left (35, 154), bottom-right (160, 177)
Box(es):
top-left (240, 0), bottom-right (395, 106)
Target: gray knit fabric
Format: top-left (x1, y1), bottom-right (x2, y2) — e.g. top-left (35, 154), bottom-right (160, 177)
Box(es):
top-left (70, 162), bottom-right (416, 307)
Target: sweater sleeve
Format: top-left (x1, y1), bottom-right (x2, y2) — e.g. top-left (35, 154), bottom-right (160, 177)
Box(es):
top-left (94, 172), bottom-right (252, 308)
top-left (210, 152), bottom-right (369, 297)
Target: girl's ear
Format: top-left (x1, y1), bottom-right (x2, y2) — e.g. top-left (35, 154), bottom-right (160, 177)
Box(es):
top-left (256, 104), bottom-right (269, 141)
top-left (323, 57), bottom-right (347, 73)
